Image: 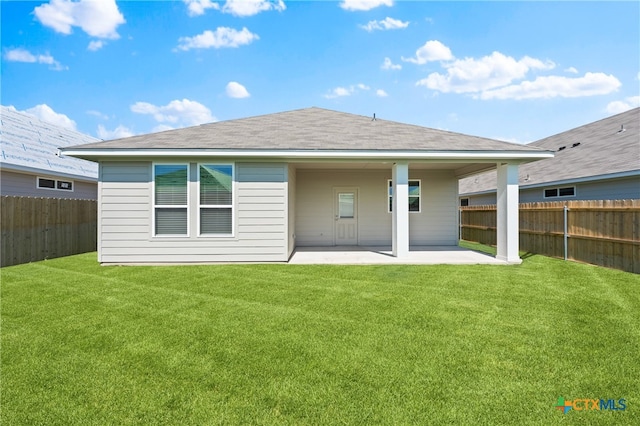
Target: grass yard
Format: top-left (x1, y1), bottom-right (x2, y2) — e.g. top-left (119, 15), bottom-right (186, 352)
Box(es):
top-left (1, 245), bottom-right (639, 425)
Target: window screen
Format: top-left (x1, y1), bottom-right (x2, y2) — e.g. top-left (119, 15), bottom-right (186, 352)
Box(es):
top-left (199, 164), bottom-right (233, 235)
top-left (558, 187), bottom-right (575, 197)
top-left (154, 164), bottom-right (188, 236)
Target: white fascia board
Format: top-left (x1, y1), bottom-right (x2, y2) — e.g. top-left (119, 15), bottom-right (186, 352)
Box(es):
top-left (60, 148), bottom-right (554, 162)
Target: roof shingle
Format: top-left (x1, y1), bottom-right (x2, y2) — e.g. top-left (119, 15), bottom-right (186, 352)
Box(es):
top-left (68, 107), bottom-right (547, 153)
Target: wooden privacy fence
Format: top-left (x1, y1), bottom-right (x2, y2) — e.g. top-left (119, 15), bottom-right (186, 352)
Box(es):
top-left (460, 200), bottom-right (640, 274)
top-left (1, 196), bottom-right (97, 267)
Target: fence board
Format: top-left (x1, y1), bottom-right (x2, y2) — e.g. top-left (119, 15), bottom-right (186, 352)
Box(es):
top-left (1, 196), bottom-right (97, 267)
top-left (460, 199), bottom-right (640, 274)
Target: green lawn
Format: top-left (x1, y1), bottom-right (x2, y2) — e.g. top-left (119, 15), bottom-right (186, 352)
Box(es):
top-left (1, 246), bottom-right (639, 425)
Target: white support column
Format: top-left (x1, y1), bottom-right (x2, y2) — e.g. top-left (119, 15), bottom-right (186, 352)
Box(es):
top-left (392, 162), bottom-right (409, 257)
top-left (496, 163), bottom-right (521, 264)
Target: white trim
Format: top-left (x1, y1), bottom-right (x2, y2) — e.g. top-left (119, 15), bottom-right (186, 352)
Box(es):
top-left (61, 148), bottom-right (555, 161)
top-left (387, 179), bottom-right (421, 213)
top-left (36, 176), bottom-right (75, 192)
top-left (152, 162), bottom-right (190, 238)
top-left (197, 162), bottom-right (235, 238)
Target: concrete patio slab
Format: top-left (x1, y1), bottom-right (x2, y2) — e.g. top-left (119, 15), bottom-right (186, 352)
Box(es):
top-left (289, 245), bottom-right (508, 265)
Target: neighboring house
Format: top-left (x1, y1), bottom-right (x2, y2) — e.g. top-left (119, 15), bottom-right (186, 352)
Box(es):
top-left (61, 107), bottom-right (553, 264)
top-left (459, 107), bottom-right (640, 206)
top-left (0, 105), bottom-right (99, 199)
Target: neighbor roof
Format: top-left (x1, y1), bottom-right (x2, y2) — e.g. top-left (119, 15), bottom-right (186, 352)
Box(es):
top-left (63, 107), bottom-right (549, 156)
top-left (459, 107), bottom-right (640, 195)
top-left (1, 105), bottom-right (98, 180)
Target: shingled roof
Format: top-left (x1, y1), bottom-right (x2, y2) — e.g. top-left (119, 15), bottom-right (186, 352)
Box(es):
top-left (459, 107), bottom-right (640, 195)
top-left (1, 105), bottom-right (98, 180)
top-left (65, 107), bottom-right (548, 153)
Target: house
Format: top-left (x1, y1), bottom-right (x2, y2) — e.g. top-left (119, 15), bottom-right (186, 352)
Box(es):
top-left (0, 105), bottom-right (99, 200)
top-left (61, 107), bottom-right (553, 264)
top-left (459, 107), bottom-right (640, 206)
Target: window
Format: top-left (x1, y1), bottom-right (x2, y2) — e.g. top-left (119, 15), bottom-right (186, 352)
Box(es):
top-left (388, 179), bottom-right (420, 213)
top-left (558, 187), bottom-right (575, 197)
top-left (460, 198), bottom-right (469, 207)
top-left (37, 177), bottom-right (73, 192)
top-left (544, 186), bottom-right (575, 199)
top-left (154, 164), bottom-right (188, 236)
top-left (199, 164), bottom-right (233, 235)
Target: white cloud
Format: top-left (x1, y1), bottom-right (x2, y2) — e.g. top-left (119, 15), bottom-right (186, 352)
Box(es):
top-left (479, 72), bottom-right (621, 100)
top-left (376, 89), bottom-right (388, 97)
top-left (3, 48), bottom-right (66, 70)
top-left (324, 83), bottom-right (370, 99)
top-left (402, 40), bottom-right (453, 64)
top-left (97, 124), bottom-right (134, 140)
top-left (606, 96), bottom-right (640, 114)
top-left (19, 104), bottom-right (77, 130)
top-left (176, 27), bottom-right (259, 51)
top-left (183, 0), bottom-right (220, 16)
top-left (226, 81), bottom-right (251, 98)
top-left (222, 0), bottom-right (285, 17)
top-left (360, 17), bottom-right (408, 32)
top-left (34, 0), bottom-right (125, 39)
top-left (324, 87), bottom-right (353, 99)
top-left (565, 66), bottom-right (578, 74)
top-left (381, 57), bottom-right (401, 70)
top-left (86, 110), bottom-right (109, 120)
top-left (340, 0), bottom-right (393, 11)
top-left (87, 40), bottom-right (105, 51)
top-left (130, 99), bottom-right (216, 127)
top-left (417, 51), bottom-right (555, 94)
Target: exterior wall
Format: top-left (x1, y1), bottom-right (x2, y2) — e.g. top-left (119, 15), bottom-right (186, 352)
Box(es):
top-left (99, 161), bottom-right (288, 263)
top-left (295, 169), bottom-right (458, 246)
top-left (462, 176), bottom-right (640, 206)
top-left (520, 176), bottom-right (640, 203)
top-left (287, 165), bottom-right (296, 258)
top-left (0, 169), bottom-right (97, 200)
top-left (462, 193), bottom-right (497, 206)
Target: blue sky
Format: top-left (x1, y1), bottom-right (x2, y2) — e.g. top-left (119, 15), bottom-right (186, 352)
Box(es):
top-left (2, 0), bottom-right (639, 143)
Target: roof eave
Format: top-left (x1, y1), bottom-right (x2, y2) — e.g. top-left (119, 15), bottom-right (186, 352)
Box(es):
top-left (60, 148), bottom-right (554, 162)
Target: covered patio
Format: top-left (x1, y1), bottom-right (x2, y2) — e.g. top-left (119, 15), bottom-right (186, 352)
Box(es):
top-left (289, 245), bottom-right (507, 265)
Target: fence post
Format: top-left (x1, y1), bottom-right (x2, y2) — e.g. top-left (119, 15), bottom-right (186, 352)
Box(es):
top-left (563, 205), bottom-right (568, 261)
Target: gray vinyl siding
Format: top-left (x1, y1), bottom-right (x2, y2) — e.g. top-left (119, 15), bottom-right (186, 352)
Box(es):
top-left (462, 176), bottom-right (640, 206)
top-left (462, 193), bottom-right (497, 206)
top-left (99, 161), bottom-right (288, 263)
top-left (0, 169), bottom-right (97, 200)
top-left (295, 169), bottom-right (458, 246)
top-left (520, 176), bottom-right (640, 203)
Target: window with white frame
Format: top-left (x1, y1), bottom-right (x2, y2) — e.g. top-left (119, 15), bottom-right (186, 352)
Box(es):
top-left (199, 164), bottom-right (233, 235)
top-left (544, 186), bottom-right (575, 199)
top-left (154, 164), bottom-right (188, 236)
top-left (388, 179), bottom-right (421, 212)
top-left (37, 177), bottom-right (73, 192)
